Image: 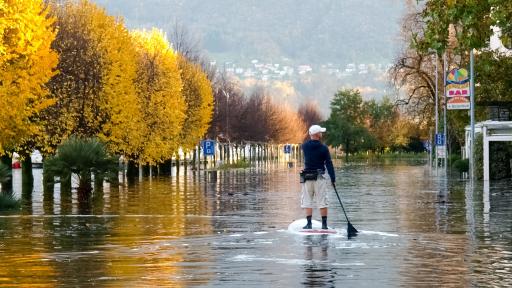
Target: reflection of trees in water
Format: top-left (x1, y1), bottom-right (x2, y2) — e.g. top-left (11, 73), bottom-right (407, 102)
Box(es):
top-left (0, 217), bottom-right (57, 285)
top-left (1, 172), bottom-right (215, 286)
top-left (392, 166), bottom-right (471, 285)
top-left (99, 175), bottom-right (213, 286)
top-left (205, 165), bottom-right (298, 233)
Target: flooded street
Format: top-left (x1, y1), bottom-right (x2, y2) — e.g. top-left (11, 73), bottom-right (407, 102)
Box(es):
top-left (1, 160), bottom-right (512, 287)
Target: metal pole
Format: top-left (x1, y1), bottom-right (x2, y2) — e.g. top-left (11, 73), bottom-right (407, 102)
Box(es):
top-left (429, 130), bottom-right (433, 168)
top-left (443, 52), bottom-right (448, 170)
top-left (435, 53), bottom-right (439, 172)
top-left (470, 49), bottom-right (475, 181)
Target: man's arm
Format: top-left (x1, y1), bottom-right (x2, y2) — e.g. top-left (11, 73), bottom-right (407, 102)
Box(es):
top-left (324, 147), bottom-right (335, 183)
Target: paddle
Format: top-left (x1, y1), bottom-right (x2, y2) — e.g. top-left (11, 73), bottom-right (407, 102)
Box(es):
top-left (332, 183), bottom-right (358, 238)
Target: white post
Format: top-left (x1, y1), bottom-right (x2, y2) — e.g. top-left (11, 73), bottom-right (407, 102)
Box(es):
top-left (483, 126), bottom-right (490, 181)
top-left (483, 180), bottom-right (490, 227)
top-left (470, 49), bottom-right (476, 181)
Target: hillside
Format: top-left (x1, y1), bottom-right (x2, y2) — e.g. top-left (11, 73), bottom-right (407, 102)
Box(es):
top-left (93, 0), bottom-right (406, 114)
top-left (95, 0), bottom-right (404, 65)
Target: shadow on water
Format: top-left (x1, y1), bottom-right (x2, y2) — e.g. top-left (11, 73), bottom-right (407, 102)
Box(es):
top-left (0, 160), bottom-right (512, 286)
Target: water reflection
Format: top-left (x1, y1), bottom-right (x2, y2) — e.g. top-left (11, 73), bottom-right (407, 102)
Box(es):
top-left (302, 235), bottom-right (335, 288)
top-left (0, 160), bottom-right (512, 286)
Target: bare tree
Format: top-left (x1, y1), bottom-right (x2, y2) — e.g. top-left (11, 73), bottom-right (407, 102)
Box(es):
top-left (298, 102), bottom-right (323, 129)
top-left (168, 21), bottom-right (217, 81)
top-left (389, 10), bottom-right (438, 127)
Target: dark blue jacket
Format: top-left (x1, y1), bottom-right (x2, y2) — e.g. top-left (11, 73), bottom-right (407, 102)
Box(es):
top-left (302, 140), bottom-right (335, 182)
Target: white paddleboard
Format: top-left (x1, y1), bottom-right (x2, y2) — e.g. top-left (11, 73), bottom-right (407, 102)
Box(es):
top-left (287, 219), bottom-right (339, 235)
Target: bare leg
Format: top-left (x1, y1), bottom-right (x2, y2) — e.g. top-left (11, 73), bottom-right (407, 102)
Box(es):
top-left (305, 208), bottom-right (313, 217)
top-left (320, 208), bottom-right (327, 217)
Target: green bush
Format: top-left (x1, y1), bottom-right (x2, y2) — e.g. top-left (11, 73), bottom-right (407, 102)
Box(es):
top-left (448, 154), bottom-right (462, 168)
top-left (44, 137), bottom-right (118, 200)
top-left (0, 193), bottom-right (20, 210)
top-left (217, 159), bottom-right (251, 169)
top-left (453, 159), bottom-right (469, 174)
top-left (474, 134), bottom-right (484, 179)
top-left (0, 162), bottom-right (10, 184)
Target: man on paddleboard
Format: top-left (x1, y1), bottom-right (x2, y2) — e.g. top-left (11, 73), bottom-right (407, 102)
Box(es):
top-left (300, 125), bottom-right (336, 230)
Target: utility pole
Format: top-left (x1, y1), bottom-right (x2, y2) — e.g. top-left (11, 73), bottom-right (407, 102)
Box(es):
top-left (443, 53), bottom-right (448, 171)
top-left (434, 53), bottom-right (439, 173)
top-left (470, 49), bottom-right (475, 181)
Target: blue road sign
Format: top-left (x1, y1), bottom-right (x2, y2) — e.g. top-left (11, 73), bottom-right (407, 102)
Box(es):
top-left (202, 140), bottom-right (215, 156)
top-left (284, 144), bottom-right (292, 154)
top-left (435, 134), bottom-right (445, 146)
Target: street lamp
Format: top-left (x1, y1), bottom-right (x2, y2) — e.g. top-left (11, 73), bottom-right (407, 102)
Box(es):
top-left (222, 90), bottom-right (230, 140)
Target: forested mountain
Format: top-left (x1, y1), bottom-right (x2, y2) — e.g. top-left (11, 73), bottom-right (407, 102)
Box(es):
top-left (94, 0), bottom-right (404, 65)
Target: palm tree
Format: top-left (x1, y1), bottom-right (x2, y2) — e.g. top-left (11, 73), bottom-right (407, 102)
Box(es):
top-left (44, 137), bottom-right (118, 202)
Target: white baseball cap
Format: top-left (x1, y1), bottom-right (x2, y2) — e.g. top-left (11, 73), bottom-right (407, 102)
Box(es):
top-left (309, 125), bottom-right (326, 135)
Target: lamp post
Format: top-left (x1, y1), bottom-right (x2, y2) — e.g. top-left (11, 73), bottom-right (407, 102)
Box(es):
top-left (470, 49), bottom-right (475, 182)
top-left (222, 90), bottom-right (230, 140)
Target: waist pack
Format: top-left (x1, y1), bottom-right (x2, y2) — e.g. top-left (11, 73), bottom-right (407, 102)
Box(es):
top-left (300, 170), bottom-right (319, 183)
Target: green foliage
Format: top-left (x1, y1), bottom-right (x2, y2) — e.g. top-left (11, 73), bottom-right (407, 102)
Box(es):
top-left (44, 137), bottom-right (118, 183)
top-left (324, 89), bottom-right (412, 155)
top-left (0, 162), bottom-right (10, 184)
top-left (324, 89), bottom-right (374, 155)
top-left (475, 51), bottom-right (512, 103)
top-left (474, 134), bottom-right (484, 180)
top-left (489, 142), bottom-right (512, 180)
top-left (0, 193), bottom-right (20, 211)
top-left (217, 159), bottom-right (251, 170)
top-left (453, 159), bottom-right (469, 174)
top-left (364, 97), bottom-right (399, 151)
top-left (473, 134), bottom-right (512, 180)
top-left (420, 0), bottom-right (495, 52)
top-left (344, 152), bottom-right (427, 161)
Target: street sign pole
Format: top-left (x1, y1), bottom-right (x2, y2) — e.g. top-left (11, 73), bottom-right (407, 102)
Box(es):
top-left (470, 49), bottom-right (475, 182)
top-left (435, 53), bottom-right (439, 172)
top-left (443, 52), bottom-right (448, 171)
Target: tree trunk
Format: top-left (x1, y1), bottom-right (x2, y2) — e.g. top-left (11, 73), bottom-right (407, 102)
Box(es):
top-left (192, 148), bottom-right (197, 170)
top-left (43, 166), bottom-right (54, 197)
top-left (21, 157), bottom-right (34, 188)
top-left (60, 172), bottom-right (72, 194)
top-left (345, 141), bottom-right (350, 162)
top-left (109, 170), bottom-right (119, 188)
top-left (126, 160), bottom-right (138, 179)
top-left (77, 170), bottom-right (92, 204)
top-left (176, 155), bottom-right (180, 176)
top-left (94, 172), bottom-right (104, 192)
top-left (1, 155), bottom-right (13, 194)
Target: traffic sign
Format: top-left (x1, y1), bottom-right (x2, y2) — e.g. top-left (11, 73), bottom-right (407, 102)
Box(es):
top-left (202, 140), bottom-right (215, 156)
top-left (435, 134), bottom-right (445, 146)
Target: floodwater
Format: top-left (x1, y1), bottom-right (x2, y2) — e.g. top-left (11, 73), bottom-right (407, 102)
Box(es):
top-left (1, 160), bottom-right (511, 287)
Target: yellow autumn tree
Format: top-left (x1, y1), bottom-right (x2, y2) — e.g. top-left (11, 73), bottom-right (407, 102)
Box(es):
top-left (43, 0), bottom-right (144, 157)
top-left (177, 56), bottom-right (214, 151)
top-left (131, 29), bottom-right (185, 164)
top-left (0, 0), bottom-right (58, 155)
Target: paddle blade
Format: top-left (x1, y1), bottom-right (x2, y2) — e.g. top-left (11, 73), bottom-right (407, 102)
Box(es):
top-left (347, 222), bottom-right (358, 238)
